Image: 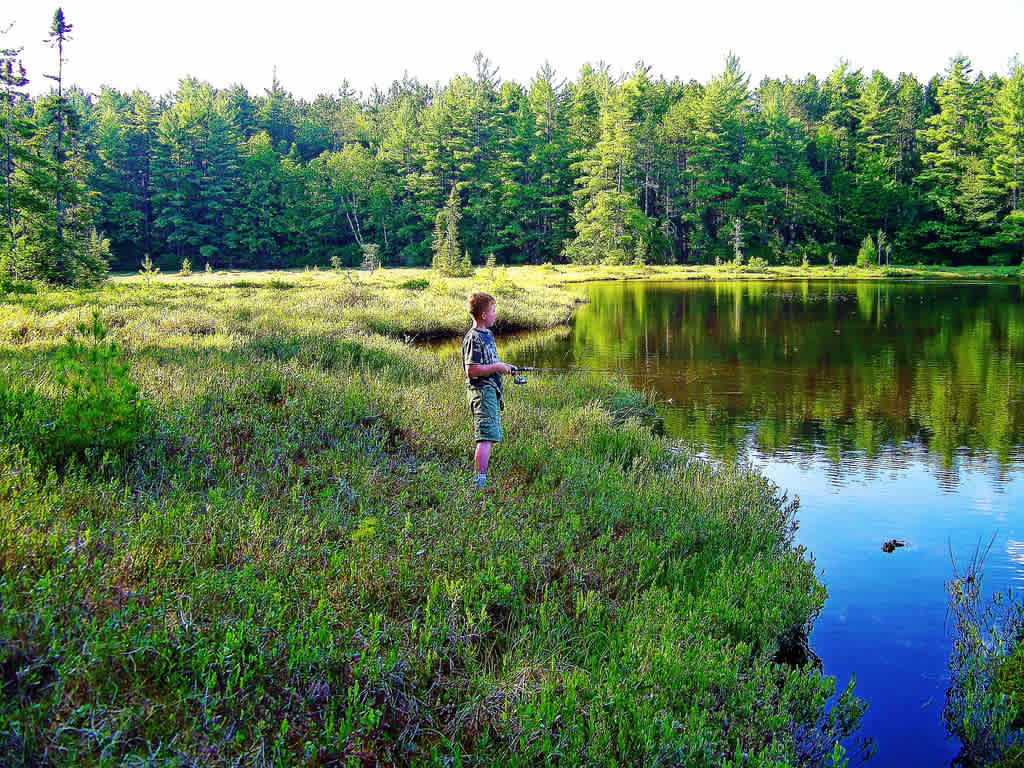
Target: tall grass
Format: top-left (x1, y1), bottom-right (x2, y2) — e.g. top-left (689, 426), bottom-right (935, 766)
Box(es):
top-left (944, 540), bottom-right (1024, 766)
top-left (1, 268), bottom-right (866, 766)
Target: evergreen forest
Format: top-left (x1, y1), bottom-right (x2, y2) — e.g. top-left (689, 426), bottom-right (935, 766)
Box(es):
top-left (3, 10), bottom-right (1024, 284)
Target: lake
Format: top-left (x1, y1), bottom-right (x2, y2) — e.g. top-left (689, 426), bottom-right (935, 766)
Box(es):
top-left (515, 279), bottom-right (1024, 765)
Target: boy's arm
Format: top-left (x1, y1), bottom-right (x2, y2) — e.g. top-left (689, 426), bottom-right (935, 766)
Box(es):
top-left (467, 361), bottom-right (515, 377)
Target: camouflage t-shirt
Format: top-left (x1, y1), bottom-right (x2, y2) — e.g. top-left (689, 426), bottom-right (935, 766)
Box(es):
top-left (462, 327), bottom-right (503, 396)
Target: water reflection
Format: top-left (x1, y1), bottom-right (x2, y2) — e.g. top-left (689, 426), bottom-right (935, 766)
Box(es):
top-left (521, 280), bottom-right (1024, 487)
top-left (1008, 539), bottom-right (1024, 584)
top-left (499, 279), bottom-right (1024, 765)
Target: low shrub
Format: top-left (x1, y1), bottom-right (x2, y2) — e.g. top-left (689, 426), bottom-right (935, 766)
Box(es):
top-left (994, 643), bottom-right (1024, 729)
top-left (745, 256), bottom-right (770, 273)
top-left (605, 390), bottom-right (665, 435)
top-left (0, 312), bottom-right (145, 475)
top-left (944, 547), bottom-right (1024, 766)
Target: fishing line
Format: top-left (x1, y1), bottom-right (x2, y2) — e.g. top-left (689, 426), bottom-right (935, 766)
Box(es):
top-left (507, 366), bottom-right (704, 386)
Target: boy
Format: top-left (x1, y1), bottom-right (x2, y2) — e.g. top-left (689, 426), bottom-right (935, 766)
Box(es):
top-left (463, 291), bottom-right (515, 489)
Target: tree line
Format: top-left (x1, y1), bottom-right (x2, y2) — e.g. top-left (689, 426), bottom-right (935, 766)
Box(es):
top-left (3, 9), bottom-right (1024, 284)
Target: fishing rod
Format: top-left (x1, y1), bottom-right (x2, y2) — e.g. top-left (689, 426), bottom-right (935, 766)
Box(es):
top-left (506, 365), bottom-right (698, 385)
top-left (513, 365), bottom-right (640, 375)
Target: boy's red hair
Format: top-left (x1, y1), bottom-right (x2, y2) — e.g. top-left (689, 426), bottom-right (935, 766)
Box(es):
top-left (467, 291), bottom-right (495, 320)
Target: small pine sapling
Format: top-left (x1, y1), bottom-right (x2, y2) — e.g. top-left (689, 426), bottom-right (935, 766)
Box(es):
top-left (360, 244), bottom-right (381, 272)
top-left (139, 253), bottom-right (160, 285)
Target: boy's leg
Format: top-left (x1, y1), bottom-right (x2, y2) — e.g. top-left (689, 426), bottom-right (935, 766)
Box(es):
top-left (469, 387), bottom-right (501, 488)
top-left (474, 440), bottom-right (493, 475)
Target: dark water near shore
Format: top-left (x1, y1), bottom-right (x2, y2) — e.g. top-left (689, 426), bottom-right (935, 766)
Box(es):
top-left (517, 280), bottom-right (1024, 765)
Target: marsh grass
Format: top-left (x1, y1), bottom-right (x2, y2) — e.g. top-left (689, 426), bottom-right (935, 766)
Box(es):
top-left (1, 267), bottom-right (866, 766)
top-left (944, 542), bottom-right (1024, 767)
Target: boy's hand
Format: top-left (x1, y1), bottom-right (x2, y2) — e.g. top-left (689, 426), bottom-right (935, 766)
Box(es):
top-left (499, 363), bottom-right (516, 375)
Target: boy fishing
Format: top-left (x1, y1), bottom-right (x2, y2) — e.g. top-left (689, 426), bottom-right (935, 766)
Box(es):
top-left (463, 291), bottom-right (515, 489)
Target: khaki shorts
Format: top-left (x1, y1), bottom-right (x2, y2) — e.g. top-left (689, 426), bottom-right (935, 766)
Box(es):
top-left (467, 387), bottom-right (502, 443)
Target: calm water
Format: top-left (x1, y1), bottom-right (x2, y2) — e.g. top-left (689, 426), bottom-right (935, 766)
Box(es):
top-left (517, 280), bottom-right (1024, 765)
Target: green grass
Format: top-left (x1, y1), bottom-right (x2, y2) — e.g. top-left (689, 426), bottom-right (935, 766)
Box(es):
top-left (993, 643), bottom-right (1024, 768)
top-left (0, 267), bottom-right (869, 766)
top-left (995, 642), bottom-right (1024, 729)
top-left (944, 557), bottom-right (1024, 767)
top-left (536, 262), bottom-right (1024, 284)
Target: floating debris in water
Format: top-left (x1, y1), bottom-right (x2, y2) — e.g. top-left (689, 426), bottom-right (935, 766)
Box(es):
top-left (881, 539), bottom-right (906, 553)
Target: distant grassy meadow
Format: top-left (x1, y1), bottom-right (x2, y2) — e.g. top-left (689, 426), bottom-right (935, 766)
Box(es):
top-left (0, 264), bottom-right (903, 766)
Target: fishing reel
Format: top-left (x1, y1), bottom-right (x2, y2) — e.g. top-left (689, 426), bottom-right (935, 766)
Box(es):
top-left (510, 366), bottom-right (529, 385)
top-left (508, 366), bottom-right (536, 385)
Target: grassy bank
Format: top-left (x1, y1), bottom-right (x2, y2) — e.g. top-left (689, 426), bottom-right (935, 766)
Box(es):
top-left (534, 262), bottom-right (1024, 284)
top-left (1, 269), bottom-right (866, 766)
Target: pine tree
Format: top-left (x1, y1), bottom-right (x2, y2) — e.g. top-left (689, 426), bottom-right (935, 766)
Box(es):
top-left (235, 132), bottom-right (287, 267)
top-left (916, 56), bottom-right (989, 260)
top-left (856, 233), bottom-right (876, 267)
top-left (432, 185), bottom-right (471, 275)
top-left (376, 82), bottom-right (432, 264)
top-left (44, 8), bottom-right (74, 279)
top-left (1, 38), bottom-right (34, 254)
top-left (815, 61), bottom-right (864, 251)
top-left (984, 62), bottom-right (1024, 262)
top-left (19, 9), bottom-right (107, 285)
top-left (461, 53), bottom-right (505, 257)
top-left (625, 64), bottom-right (674, 263)
top-left (412, 79), bottom-right (466, 260)
top-left (660, 83), bottom-right (704, 263)
top-left (153, 79), bottom-right (241, 268)
top-left (690, 54), bottom-right (752, 262)
top-left (87, 87), bottom-right (157, 269)
top-left (743, 78), bottom-right (824, 263)
top-left (256, 68), bottom-right (295, 152)
top-left (486, 80), bottom-right (528, 261)
top-left (128, 90), bottom-right (159, 260)
top-left (851, 71), bottom-right (899, 238)
top-left (890, 73), bottom-right (927, 249)
top-left (564, 77), bottom-right (647, 264)
top-left (523, 63), bottom-right (572, 262)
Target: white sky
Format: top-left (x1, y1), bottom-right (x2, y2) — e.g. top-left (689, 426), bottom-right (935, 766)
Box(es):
top-left (5, 0), bottom-right (1024, 100)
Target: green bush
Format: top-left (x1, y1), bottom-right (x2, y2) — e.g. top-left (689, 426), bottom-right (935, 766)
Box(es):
top-left (944, 554), bottom-right (1024, 766)
top-left (994, 642), bottom-right (1024, 729)
top-left (490, 267), bottom-right (521, 296)
top-left (399, 277), bottom-right (430, 291)
top-left (360, 243), bottom-right (381, 272)
top-left (73, 229), bottom-right (111, 287)
top-left (856, 235), bottom-right (876, 268)
top-left (0, 312), bottom-right (145, 474)
top-left (605, 390), bottom-right (665, 435)
top-left (139, 253), bottom-right (160, 280)
top-left (745, 256), bottom-right (770, 273)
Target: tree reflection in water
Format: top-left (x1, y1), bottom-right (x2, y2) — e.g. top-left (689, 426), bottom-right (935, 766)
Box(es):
top-left (526, 280), bottom-right (1024, 487)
